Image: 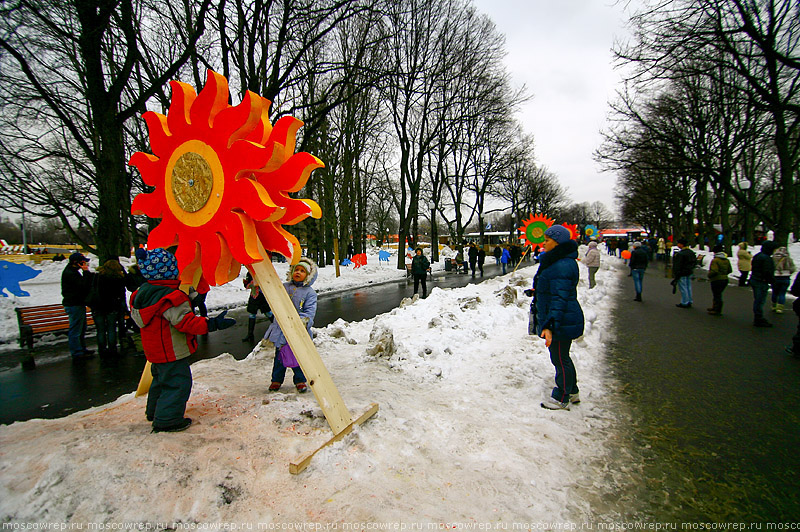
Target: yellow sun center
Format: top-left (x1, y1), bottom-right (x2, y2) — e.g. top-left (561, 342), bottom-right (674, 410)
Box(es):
top-left (165, 140), bottom-right (225, 227)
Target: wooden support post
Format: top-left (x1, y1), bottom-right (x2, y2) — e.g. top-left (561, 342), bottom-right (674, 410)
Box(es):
top-left (249, 253), bottom-right (353, 435)
top-left (136, 361), bottom-right (153, 397)
top-left (289, 403), bottom-right (379, 475)
top-left (333, 238), bottom-right (341, 278)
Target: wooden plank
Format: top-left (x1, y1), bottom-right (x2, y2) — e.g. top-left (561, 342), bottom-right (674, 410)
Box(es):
top-left (289, 403), bottom-right (379, 475)
top-left (135, 361), bottom-right (153, 397)
top-left (250, 254), bottom-right (353, 435)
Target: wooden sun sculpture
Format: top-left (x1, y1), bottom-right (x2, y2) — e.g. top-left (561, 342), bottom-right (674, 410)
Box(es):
top-left (563, 223), bottom-right (579, 241)
top-left (130, 69), bottom-right (321, 287)
top-left (518, 214), bottom-right (554, 246)
top-left (129, 69), bottom-right (376, 474)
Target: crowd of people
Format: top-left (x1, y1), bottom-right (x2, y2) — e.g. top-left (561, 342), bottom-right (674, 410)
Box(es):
top-left (59, 237), bottom-right (797, 426)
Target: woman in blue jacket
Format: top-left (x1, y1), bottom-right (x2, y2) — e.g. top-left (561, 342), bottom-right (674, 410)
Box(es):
top-left (530, 225), bottom-right (585, 410)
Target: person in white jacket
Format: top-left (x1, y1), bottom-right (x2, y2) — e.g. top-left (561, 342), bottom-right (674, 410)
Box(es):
top-left (583, 241), bottom-right (601, 288)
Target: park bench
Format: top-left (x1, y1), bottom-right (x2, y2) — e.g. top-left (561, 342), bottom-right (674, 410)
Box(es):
top-left (405, 263), bottom-right (433, 282)
top-left (15, 304), bottom-right (94, 369)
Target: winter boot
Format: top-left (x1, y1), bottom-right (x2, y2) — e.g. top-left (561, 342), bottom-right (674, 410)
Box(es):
top-left (707, 302), bottom-right (722, 316)
top-left (634, 293), bottom-right (642, 302)
top-left (242, 317), bottom-right (256, 343)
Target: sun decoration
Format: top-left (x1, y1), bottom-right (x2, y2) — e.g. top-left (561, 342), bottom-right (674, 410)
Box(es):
top-left (585, 224), bottom-right (598, 238)
top-left (129, 69), bottom-right (322, 286)
top-left (563, 223), bottom-right (579, 241)
top-left (518, 213), bottom-right (555, 246)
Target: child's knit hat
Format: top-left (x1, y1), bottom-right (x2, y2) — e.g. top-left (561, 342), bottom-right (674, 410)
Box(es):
top-left (135, 248), bottom-right (179, 281)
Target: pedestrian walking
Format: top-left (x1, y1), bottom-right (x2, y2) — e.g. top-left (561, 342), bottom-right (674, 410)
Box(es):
top-left (493, 245), bottom-right (502, 265)
top-left (657, 238), bottom-right (666, 261)
top-left (672, 238), bottom-right (696, 308)
top-left (771, 246), bottom-right (795, 314)
top-left (477, 247), bottom-right (486, 276)
top-left (130, 248), bottom-right (236, 432)
top-left (265, 258), bottom-right (318, 393)
top-left (500, 245), bottom-right (511, 275)
top-left (583, 241), bottom-right (601, 289)
top-left (411, 247), bottom-right (430, 298)
top-left (241, 271), bottom-right (273, 343)
top-left (526, 225), bottom-right (584, 411)
top-left (61, 252), bottom-right (94, 360)
top-left (706, 245), bottom-right (732, 316)
top-left (468, 243), bottom-right (479, 276)
top-left (737, 242), bottom-right (752, 286)
top-left (90, 259), bottom-right (127, 356)
top-left (750, 241), bottom-right (777, 327)
top-left (629, 241), bottom-right (648, 301)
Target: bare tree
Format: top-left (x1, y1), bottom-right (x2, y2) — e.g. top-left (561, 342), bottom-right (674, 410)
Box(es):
top-left (616, 0), bottom-right (800, 244)
top-left (0, 0), bottom-right (212, 261)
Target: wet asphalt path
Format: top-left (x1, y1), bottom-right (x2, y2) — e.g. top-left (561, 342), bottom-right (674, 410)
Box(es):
top-left (608, 261), bottom-right (800, 521)
top-left (0, 261), bottom-right (511, 424)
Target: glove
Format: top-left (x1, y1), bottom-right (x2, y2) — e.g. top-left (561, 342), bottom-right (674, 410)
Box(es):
top-left (207, 310), bottom-right (236, 332)
top-left (523, 289), bottom-right (534, 297)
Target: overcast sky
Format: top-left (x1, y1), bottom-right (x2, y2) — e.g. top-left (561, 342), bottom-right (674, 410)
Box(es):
top-left (471, 0), bottom-right (636, 214)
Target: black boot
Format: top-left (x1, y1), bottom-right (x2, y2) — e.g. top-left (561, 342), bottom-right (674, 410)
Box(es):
top-left (242, 317), bottom-right (256, 343)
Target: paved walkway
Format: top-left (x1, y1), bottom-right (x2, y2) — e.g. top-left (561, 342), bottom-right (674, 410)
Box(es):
top-left (608, 260), bottom-right (800, 521)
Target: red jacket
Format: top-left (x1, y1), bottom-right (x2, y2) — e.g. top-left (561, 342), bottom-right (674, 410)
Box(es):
top-left (130, 280), bottom-right (208, 363)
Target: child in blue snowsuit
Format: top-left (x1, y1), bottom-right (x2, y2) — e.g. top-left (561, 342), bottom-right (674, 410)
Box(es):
top-left (264, 257), bottom-right (318, 393)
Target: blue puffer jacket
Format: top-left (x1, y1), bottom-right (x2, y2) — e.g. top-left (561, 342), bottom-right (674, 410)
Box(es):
top-left (533, 240), bottom-right (585, 340)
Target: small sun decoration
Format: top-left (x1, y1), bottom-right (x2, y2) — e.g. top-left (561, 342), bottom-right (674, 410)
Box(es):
top-left (585, 224), bottom-right (598, 238)
top-left (129, 70), bottom-right (321, 287)
top-left (563, 223), bottom-right (579, 241)
top-left (518, 214), bottom-right (555, 246)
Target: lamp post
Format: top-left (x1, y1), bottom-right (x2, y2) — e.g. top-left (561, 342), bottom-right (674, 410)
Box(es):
top-left (738, 178), bottom-right (751, 244)
top-left (20, 196), bottom-right (28, 254)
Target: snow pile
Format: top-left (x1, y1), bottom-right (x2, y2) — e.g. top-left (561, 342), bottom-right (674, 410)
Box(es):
top-left (0, 258), bottom-right (639, 524)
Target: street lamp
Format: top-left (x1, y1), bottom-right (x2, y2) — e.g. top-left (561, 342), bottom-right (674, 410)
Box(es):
top-left (738, 178), bottom-right (752, 244)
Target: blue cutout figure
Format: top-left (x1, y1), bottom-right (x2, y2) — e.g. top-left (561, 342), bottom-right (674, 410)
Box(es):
top-left (378, 250), bottom-right (391, 263)
top-left (0, 261), bottom-right (40, 297)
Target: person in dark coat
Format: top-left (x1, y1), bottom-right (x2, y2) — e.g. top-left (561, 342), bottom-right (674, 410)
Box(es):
top-left (750, 240), bottom-right (777, 327)
top-left (629, 241), bottom-right (649, 301)
top-left (493, 245), bottom-right (502, 265)
top-left (411, 247), bottom-right (430, 298)
top-left (477, 247), bottom-right (486, 276)
top-left (242, 271), bottom-right (273, 343)
top-left (672, 238), bottom-right (696, 308)
top-left (527, 225), bottom-right (585, 411)
top-left (468, 243), bottom-right (479, 276)
top-left (61, 252), bottom-right (93, 359)
top-left (90, 259), bottom-right (127, 356)
top-left (707, 245), bottom-right (732, 316)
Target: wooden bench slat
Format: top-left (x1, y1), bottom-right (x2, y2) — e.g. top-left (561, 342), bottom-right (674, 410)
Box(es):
top-left (15, 304), bottom-right (96, 350)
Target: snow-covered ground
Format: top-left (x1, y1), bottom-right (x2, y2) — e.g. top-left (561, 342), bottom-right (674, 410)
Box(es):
top-left (0, 243), bottom-right (797, 525)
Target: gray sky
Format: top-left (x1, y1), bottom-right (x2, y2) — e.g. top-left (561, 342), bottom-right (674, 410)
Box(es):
top-left (471, 0), bottom-right (635, 213)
